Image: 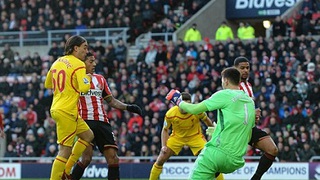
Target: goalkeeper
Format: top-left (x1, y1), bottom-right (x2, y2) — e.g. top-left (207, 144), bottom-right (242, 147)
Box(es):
top-left (149, 92), bottom-right (224, 180)
top-left (166, 67), bottom-right (255, 180)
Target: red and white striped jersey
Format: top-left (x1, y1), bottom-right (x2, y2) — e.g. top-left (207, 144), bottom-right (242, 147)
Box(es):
top-left (239, 81), bottom-right (254, 98)
top-left (78, 74), bottom-right (112, 123)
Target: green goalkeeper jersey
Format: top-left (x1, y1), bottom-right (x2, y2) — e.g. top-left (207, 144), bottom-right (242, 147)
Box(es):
top-left (203, 89), bottom-right (255, 158)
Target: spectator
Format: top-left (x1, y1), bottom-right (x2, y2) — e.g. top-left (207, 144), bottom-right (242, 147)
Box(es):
top-left (299, 7), bottom-right (312, 35)
top-left (4, 144), bottom-right (18, 159)
top-left (272, 16), bottom-right (287, 37)
top-left (298, 143), bottom-right (316, 161)
top-left (114, 39), bottom-right (127, 63)
top-left (237, 22), bottom-right (255, 40)
top-left (215, 21), bottom-right (234, 41)
top-left (278, 143), bottom-right (298, 162)
top-left (184, 23), bottom-right (202, 42)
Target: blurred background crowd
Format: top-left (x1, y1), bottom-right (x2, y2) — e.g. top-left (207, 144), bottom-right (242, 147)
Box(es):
top-left (0, 0), bottom-right (320, 163)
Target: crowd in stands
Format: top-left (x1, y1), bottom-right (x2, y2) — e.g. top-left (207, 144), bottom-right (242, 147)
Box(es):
top-left (0, 0), bottom-right (320, 164)
top-left (277, 0), bottom-right (320, 36)
top-left (0, 0), bottom-right (209, 42)
top-left (1, 30), bottom-right (320, 162)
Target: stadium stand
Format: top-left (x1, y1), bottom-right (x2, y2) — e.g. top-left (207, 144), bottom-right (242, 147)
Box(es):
top-left (0, 0), bottom-right (320, 164)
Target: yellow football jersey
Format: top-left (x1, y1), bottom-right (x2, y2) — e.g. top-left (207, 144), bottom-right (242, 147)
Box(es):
top-left (164, 106), bottom-right (207, 138)
top-left (45, 55), bottom-right (91, 116)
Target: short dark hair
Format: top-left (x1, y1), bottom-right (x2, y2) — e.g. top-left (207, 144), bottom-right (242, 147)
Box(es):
top-left (64, 35), bottom-right (87, 55)
top-left (84, 52), bottom-right (94, 61)
top-left (181, 92), bottom-right (191, 101)
top-left (233, 56), bottom-right (249, 66)
top-left (221, 67), bottom-right (241, 86)
top-left (86, 52), bottom-right (94, 57)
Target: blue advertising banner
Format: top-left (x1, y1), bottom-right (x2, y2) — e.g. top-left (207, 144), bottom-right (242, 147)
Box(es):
top-left (21, 162), bottom-right (153, 179)
top-left (226, 0), bottom-right (299, 19)
top-left (309, 162), bottom-right (320, 180)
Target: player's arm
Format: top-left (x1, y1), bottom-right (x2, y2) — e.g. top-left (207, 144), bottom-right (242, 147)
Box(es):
top-left (203, 116), bottom-right (214, 127)
top-left (104, 95), bottom-right (142, 115)
top-left (166, 89), bottom-right (208, 114)
top-left (160, 119), bottom-right (171, 154)
top-left (44, 70), bottom-right (53, 89)
top-left (105, 95), bottom-right (127, 110)
top-left (179, 101), bottom-right (208, 115)
top-left (200, 113), bottom-right (216, 137)
top-left (255, 108), bottom-right (261, 124)
top-left (161, 125), bottom-right (170, 147)
top-left (75, 67), bottom-right (91, 93)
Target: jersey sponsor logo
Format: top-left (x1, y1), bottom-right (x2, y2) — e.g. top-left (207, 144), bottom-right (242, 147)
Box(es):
top-left (80, 89), bottom-right (102, 97)
top-left (83, 77), bottom-right (89, 84)
top-left (235, 0), bottom-right (297, 9)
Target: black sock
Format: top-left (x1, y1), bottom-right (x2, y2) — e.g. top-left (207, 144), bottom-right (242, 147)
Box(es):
top-left (251, 153), bottom-right (275, 180)
top-left (108, 164), bottom-right (120, 180)
top-left (71, 161), bottom-right (86, 180)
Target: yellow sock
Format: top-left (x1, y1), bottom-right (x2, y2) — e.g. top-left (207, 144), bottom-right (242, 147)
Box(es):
top-left (50, 156), bottom-right (67, 180)
top-left (149, 163), bottom-right (163, 180)
top-left (64, 138), bottom-right (89, 174)
top-left (216, 173), bottom-right (224, 180)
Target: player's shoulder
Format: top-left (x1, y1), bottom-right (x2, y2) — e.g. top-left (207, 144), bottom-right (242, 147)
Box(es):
top-left (165, 106), bottom-right (179, 119)
top-left (93, 74), bottom-right (107, 83)
top-left (93, 73), bottom-right (105, 79)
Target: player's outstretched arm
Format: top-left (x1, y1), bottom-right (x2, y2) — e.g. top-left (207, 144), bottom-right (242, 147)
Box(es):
top-left (105, 95), bottom-right (142, 115)
top-left (166, 89), bottom-right (208, 114)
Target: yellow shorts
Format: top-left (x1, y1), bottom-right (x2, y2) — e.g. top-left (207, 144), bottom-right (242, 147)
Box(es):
top-left (51, 109), bottom-right (90, 147)
top-left (167, 133), bottom-right (206, 155)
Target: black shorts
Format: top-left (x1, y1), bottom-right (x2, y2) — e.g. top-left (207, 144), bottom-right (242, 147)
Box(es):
top-left (85, 120), bottom-right (118, 153)
top-left (248, 126), bottom-right (269, 146)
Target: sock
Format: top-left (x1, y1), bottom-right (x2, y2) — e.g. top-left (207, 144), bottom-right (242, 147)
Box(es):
top-left (50, 156), bottom-right (67, 180)
top-left (149, 163), bottom-right (163, 180)
top-left (71, 161), bottom-right (86, 180)
top-left (108, 164), bottom-right (120, 180)
top-left (215, 173), bottom-right (224, 180)
top-left (251, 153), bottom-right (275, 180)
top-left (65, 138), bottom-right (90, 175)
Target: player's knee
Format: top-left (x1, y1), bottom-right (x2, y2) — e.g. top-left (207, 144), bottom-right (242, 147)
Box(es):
top-left (106, 150), bottom-right (119, 164)
top-left (87, 130), bottom-right (94, 142)
top-left (81, 155), bottom-right (92, 167)
top-left (266, 145), bottom-right (278, 157)
top-left (271, 145), bottom-right (279, 156)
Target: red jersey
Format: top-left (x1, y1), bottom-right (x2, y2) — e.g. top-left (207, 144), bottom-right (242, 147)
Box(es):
top-left (239, 81), bottom-right (254, 98)
top-left (78, 74), bottom-right (112, 123)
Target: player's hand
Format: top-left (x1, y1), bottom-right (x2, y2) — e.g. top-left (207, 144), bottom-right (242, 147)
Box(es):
top-left (166, 89), bottom-right (182, 106)
top-left (127, 104), bottom-right (142, 116)
top-left (206, 126), bottom-right (215, 136)
top-left (255, 108), bottom-right (261, 124)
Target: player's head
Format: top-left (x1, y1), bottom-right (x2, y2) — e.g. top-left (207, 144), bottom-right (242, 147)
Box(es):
top-left (221, 67), bottom-right (241, 89)
top-left (179, 92), bottom-right (191, 114)
top-left (181, 92), bottom-right (191, 102)
top-left (233, 56), bottom-right (250, 82)
top-left (64, 35), bottom-right (88, 61)
top-left (84, 52), bottom-right (96, 74)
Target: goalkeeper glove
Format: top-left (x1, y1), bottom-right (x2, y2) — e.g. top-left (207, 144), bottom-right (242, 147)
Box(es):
top-left (206, 126), bottom-right (215, 136)
top-left (166, 89), bottom-right (183, 106)
top-left (127, 104), bottom-right (142, 116)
